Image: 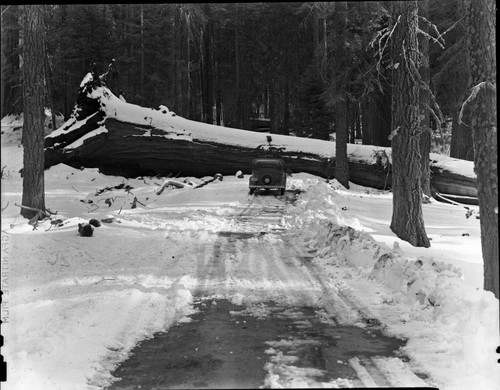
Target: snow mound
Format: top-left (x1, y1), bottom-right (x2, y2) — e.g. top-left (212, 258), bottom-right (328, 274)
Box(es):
top-left (285, 179), bottom-right (365, 233)
top-left (285, 178), bottom-right (500, 390)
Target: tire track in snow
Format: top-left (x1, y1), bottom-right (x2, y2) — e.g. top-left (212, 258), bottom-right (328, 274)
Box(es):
top-left (107, 193), bottom-right (429, 389)
top-left (192, 194), bottom-right (380, 326)
top-left (265, 239), bottom-right (318, 306)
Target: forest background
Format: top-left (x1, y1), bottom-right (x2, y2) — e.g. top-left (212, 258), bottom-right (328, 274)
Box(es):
top-left (0, 1), bottom-right (473, 159)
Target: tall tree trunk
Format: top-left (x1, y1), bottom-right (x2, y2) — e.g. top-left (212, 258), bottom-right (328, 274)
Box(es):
top-left (199, 44), bottom-right (205, 122)
top-left (1, 5), bottom-right (22, 116)
top-left (335, 100), bottom-right (349, 189)
top-left (216, 89), bottom-right (222, 126)
top-left (377, 87), bottom-right (392, 146)
top-left (187, 30), bottom-right (191, 119)
top-left (283, 79), bottom-right (290, 135)
top-left (173, 5), bottom-right (181, 114)
top-left (43, 38), bottom-right (57, 131)
top-left (361, 96), bottom-right (376, 145)
top-left (390, 1), bottom-right (430, 248)
top-left (203, 3), bottom-right (213, 124)
top-left (140, 5), bottom-right (145, 106)
top-left (450, 103), bottom-right (474, 160)
top-left (464, 0), bottom-right (498, 298)
top-left (418, 0), bottom-right (431, 197)
top-left (348, 102), bottom-right (355, 144)
top-left (21, 5), bottom-right (46, 219)
top-left (362, 81), bottom-right (391, 147)
top-left (234, 7), bottom-right (243, 129)
top-left (269, 79), bottom-right (278, 134)
top-left (355, 103), bottom-right (362, 140)
top-left (215, 27), bottom-right (221, 126)
top-left (312, 6), bottom-right (320, 52)
top-left (264, 87), bottom-right (269, 118)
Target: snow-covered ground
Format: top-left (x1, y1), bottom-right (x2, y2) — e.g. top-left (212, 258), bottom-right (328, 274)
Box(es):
top-left (1, 114), bottom-right (499, 389)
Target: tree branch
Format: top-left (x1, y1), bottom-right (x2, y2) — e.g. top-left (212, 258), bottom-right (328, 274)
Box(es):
top-left (14, 203), bottom-right (57, 217)
top-left (459, 81), bottom-right (497, 125)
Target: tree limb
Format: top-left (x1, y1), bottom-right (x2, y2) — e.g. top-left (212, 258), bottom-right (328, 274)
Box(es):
top-left (14, 203), bottom-right (56, 217)
top-left (459, 81), bottom-right (497, 125)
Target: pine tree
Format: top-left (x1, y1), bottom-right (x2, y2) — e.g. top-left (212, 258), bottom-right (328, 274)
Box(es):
top-left (1, 5), bottom-right (22, 117)
top-left (331, 1), bottom-right (349, 188)
top-left (430, 0), bottom-right (472, 160)
top-left (20, 5), bottom-right (46, 219)
top-left (418, 0), bottom-right (431, 197)
top-left (389, 1), bottom-right (430, 248)
top-left (463, 0), bottom-right (498, 298)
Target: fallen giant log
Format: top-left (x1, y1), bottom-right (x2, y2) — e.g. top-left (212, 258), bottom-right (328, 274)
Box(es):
top-left (44, 75), bottom-right (478, 202)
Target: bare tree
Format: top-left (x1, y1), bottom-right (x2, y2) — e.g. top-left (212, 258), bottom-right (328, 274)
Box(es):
top-left (20, 4), bottom-right (46, 219)
top-left (462, 0), bottom-right (498, 298)
top-left (389, 1), bottom-right (430, 247)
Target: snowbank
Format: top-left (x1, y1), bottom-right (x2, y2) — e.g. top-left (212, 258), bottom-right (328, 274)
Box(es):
top-left (284, 178), bottom-right (500, 390)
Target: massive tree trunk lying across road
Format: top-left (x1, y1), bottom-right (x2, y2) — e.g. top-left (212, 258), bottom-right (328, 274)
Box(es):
top-left (44, 74), bottom-right (478, 203)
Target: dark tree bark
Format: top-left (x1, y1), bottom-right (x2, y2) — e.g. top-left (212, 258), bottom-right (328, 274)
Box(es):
top-left (269, 79), bottom-right (278, 134)
top-left (464, 0), bottom-right (498, 298)
top-left (348, 103), bottom-right (355, 144)
top-left (216, 88), bottom-right (222, 126)
top-left (335, 100), bottom-right (350, 189)
top-left (203, 3), bottom-right (213, 125)
top-left (235, 7), bottom-right (243, 129)
top-left (389, 1), bottom-right (430, 248)
top-left (173, 5), bottom-right (181, 114)
top-left (418, 0), bottom-right (431, 197)
top-left (450, 103), bottom-right (474, 160)
top-left (312, 6), bottom-right (320, 51)
top-left (21, 5), bottom-right (46, 219)
top-left (361, 89), bottom-right (392, 147)
top-left (283, 80), bottom-right (290, 135)
top-left (1, 5), bottom-right (22, 117)
top-left (140, 5), bottom-right (145, 105)
top-left (43, 38), bottom-right (57, 131)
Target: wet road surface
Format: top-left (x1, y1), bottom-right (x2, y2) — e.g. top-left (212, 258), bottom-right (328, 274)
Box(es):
top-left (106, 192), bottom-right (431, 389)
top-left (108, 299), bottom-right (406, 389)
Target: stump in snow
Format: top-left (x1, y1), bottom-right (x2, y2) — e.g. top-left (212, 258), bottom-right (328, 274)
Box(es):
top-left (78, 223), bottom-right (94, 237)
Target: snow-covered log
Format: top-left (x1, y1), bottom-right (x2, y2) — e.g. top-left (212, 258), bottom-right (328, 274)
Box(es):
top-left (44, 75), bottom-right (478, 201)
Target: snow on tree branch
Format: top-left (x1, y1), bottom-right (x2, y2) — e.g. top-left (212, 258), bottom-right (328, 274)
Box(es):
top-left (369, 15), bottom-right (401, 73)
top-left (417, 16), bottom-right (446, 49)
top-left (458, 81), bottom-right (497, 126)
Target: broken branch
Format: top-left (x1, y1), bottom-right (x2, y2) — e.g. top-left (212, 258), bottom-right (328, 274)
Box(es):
top-left (15, 203), bottom-right (56, 218)
top-left (156, 179), bottom-right (185, 195)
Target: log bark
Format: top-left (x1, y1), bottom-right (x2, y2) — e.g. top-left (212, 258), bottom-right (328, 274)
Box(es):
top-left (44, 78), bottom-right (478, 204)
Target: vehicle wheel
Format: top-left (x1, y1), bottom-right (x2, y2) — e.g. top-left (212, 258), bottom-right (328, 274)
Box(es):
top-left (249, 188), bottom-right (255, 195)
top-left (280, 188), bottom-right (285, 195)
top-left (261, 174), bottom-right (273, 185)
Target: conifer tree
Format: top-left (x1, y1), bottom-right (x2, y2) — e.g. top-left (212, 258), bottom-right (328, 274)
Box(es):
top-left (462, 0), bottom-right (498, 298)
top-left (20, 5), bottom-right (46, 219)
top-left (389, 1), bottom-right (430, 247)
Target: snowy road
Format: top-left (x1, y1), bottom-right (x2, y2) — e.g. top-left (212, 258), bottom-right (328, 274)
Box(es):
top-left (106, 192), bottom-right (429, 388)
top-left (2, 149), bottom-right (496, 389)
